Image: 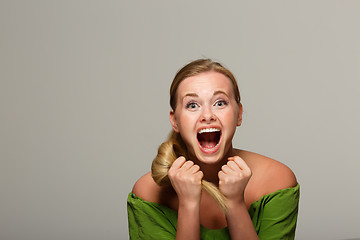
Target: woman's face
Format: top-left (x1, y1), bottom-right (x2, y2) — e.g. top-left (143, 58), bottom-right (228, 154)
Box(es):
top-left (170, 71), bottom-right (242, 165)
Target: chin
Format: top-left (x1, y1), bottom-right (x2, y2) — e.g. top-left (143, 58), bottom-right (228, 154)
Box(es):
top-left (194, 149), bottom-right (226, 165)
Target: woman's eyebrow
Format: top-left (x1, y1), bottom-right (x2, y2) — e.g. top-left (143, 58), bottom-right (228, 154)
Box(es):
top-left (213, 90), bottom-right (229, 97)
top-left (182, 93), bottom-right (198, 99)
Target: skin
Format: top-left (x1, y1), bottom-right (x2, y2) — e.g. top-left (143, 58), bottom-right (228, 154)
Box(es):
top-left (132, 71), bottom-right (297, 239)
top-left (170, 72), bottom-right (242, 167)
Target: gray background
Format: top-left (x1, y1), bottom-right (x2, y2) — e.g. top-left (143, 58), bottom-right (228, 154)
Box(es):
top-left (1, 1), bottom-right (359, 239)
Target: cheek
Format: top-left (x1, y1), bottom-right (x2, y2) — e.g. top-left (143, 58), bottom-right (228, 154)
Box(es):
top-left (220, 109), bottom-right (238, 124)
top-left (177, 114), bottom-right (201, 145)
top-left (177, 113), bottom-right (195, 131)
top-left (179, 109), bottom-right (199, 122)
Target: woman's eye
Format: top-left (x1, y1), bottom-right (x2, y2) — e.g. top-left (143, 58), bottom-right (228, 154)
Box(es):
top-left (215, 100), bottom-right (228, 107)
top-left (186, 102), bottom-right (198, 109)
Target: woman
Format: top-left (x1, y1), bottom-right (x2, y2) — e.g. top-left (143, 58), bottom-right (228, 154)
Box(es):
top-left (127, 59), bottom-right (299, 239)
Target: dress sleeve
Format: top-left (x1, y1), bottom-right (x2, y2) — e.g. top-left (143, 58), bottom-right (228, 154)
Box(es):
top-left (250, 184), bottom-right (300, 240)
top-left (127, 193), bottom-right (177, 240)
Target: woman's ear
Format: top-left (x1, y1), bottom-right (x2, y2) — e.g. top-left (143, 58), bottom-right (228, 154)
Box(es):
top-left (170, 110), bottom-right (180, 132)
top-left (237, 103), bottom-right (243, 126)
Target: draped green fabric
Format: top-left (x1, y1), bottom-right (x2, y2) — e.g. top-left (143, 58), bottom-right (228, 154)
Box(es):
top-left (127, 184), bottom-right (299, 240)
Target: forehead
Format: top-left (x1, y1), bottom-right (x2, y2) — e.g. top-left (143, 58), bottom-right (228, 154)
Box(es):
top-left (177, 71), bottom-right (234, 96)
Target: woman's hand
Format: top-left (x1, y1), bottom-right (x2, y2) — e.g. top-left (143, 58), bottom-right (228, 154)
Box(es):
top-left (218, 156), bottom-right (259, 239)
top-left (218, 156), bottom-right (252, 204)
top-left (168, 156), bottom-right (203, 206)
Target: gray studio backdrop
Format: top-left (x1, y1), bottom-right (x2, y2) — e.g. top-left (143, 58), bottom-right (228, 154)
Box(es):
top-left (1, 1), bottom-right (359, 240)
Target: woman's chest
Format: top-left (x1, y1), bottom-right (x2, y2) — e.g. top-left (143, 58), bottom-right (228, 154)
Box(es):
top-left (199, 194), bottom-right (227, 229)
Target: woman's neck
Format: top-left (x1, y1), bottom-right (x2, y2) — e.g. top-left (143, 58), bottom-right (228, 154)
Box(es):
top-left (197, 160), bottom-right (225, 185)
top-left (192, 148), bottom-right (238, 185)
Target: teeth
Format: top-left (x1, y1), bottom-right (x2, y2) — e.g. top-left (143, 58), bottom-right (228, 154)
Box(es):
top-left (198, 128), bottom-right (220, 134)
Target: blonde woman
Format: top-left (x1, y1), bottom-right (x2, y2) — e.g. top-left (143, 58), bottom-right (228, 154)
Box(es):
top-left (127, 59), bottom-right (299, 240)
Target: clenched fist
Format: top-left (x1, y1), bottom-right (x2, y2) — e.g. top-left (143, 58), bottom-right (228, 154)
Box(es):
top-left (168, 156), bottom-right (204, 206)
top-left (218, 156), bottom-right (252, 204)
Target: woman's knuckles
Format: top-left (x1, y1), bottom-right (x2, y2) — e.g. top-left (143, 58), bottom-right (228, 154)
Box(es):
top-left (171, 172), bottom-right (201, 183)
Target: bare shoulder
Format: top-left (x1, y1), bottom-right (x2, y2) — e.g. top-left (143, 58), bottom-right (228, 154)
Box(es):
top-left (132, 171), bottom-right (173, 204)
top-left (238, 150), bottom-right (298, 200)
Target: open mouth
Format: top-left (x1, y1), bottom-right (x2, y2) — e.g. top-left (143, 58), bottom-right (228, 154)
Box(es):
top-left (197, 128), bottom-right (221, 150)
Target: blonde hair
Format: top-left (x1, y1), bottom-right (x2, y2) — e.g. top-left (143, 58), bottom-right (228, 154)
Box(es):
top-left (151, 59), bottom-right (241, 212)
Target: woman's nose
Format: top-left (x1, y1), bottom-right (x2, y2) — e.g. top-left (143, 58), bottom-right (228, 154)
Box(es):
top-left (200, 106), bottom-right (216, 123)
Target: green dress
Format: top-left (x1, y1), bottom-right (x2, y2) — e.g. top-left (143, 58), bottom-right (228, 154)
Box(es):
top-left (127, 184), bottom-right (299, 240)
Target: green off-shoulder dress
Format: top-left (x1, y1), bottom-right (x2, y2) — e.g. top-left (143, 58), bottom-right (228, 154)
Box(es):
top-left (127, 184), bottom-right (299, 240)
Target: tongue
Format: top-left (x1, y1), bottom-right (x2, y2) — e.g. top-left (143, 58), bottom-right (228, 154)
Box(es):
top-left (200, 140), bottom-right (217, 149)
top-left (198, 132), bottom-right (219, 149)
